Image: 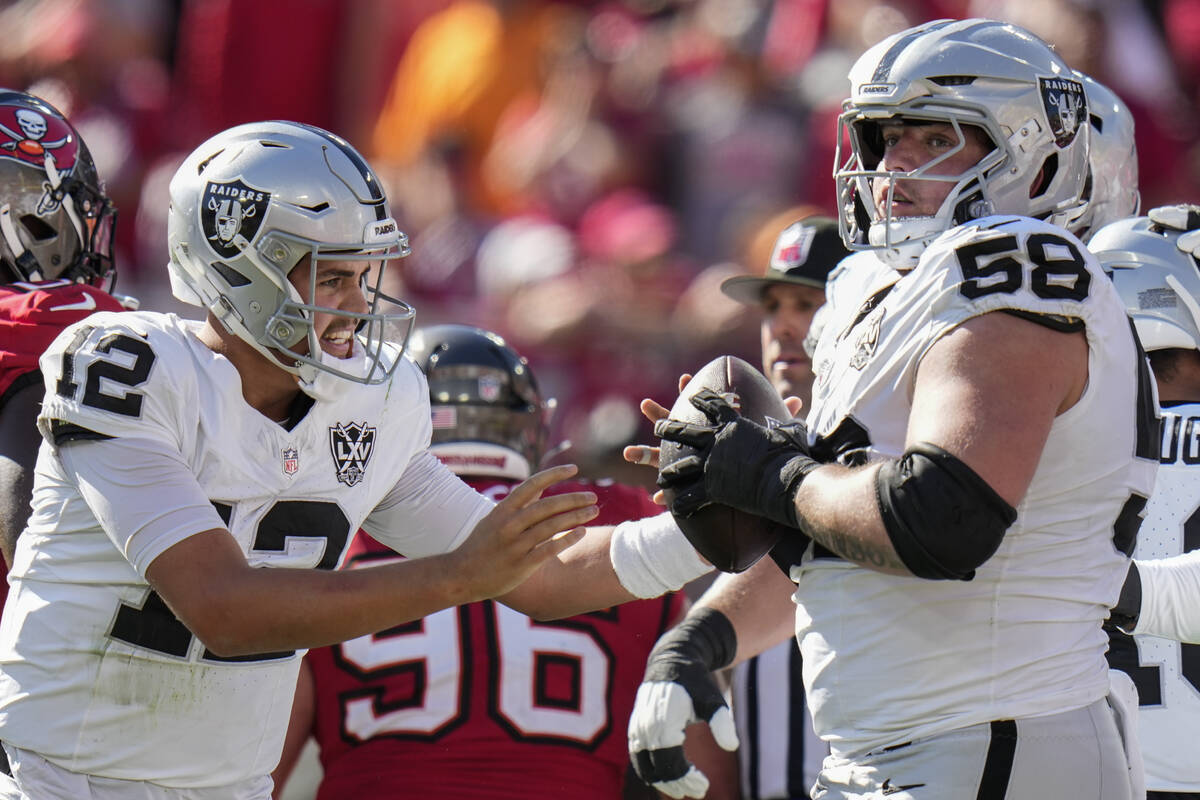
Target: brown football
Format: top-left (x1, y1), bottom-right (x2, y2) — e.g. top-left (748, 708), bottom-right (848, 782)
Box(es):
top-left (659, 355), bottom-right (792, 573)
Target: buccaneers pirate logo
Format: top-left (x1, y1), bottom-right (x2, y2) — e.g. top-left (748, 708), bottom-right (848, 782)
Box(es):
top-left (330, 422), bottom-right (376, 487)
top-left (201, 179), bottom-right (271, 258)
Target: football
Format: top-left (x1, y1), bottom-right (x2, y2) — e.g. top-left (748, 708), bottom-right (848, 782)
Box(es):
top-left (659, 355), bottom-right (792, 573)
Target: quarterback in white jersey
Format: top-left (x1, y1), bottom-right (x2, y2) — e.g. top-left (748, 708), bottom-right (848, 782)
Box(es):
top-left (1096, 212), bottom-right (1200, 797)
top-left (0, 121), bottom-right (709, 799)
top-left (633, 19), bottom-right (1158, 800)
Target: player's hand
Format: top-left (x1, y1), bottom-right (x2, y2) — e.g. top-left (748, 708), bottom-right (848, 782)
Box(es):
top-left (655, 389), bottom-right (817, 527)
top-left (628, 609), bottom-right (739, 799)
top-left (1148, 204), bottom-right (1200, 258)
top-left (452, 465), bottom-right (598, 600)
top-left (623, 374), bottom-right (691, 471)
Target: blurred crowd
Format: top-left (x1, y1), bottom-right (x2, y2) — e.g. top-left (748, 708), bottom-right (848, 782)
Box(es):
top-left (6, 0), bottom-right (1200, 480)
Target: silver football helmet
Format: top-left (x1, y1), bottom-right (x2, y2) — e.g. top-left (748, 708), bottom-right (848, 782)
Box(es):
top-left (1073, 72), bottom-right (1139, 242)
top-left (835, 18), bottom-right (1092, 267)
top-left (1092, 215), bottom-right (1200, 351)
top-left (167, 121), bottom-right (414, 398)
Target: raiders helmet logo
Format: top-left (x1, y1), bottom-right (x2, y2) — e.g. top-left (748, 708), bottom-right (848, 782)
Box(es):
top-left (330, 421), bottom-right (376, 487)
top-left (1039, 77), bottom-right (1086, 148)
top-left (201, 179), bottom-right (271, 258)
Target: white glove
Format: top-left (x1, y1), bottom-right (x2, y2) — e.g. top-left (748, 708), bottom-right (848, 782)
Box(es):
top-left (1148, 204), bottom-right (1200, 258)
top-left (628, 608), bottom-right (741, 798)
top-left (628, 680), bottom-right (739, 798)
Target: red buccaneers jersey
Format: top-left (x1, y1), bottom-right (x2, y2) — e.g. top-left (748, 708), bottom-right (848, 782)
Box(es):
top-left (306, 479), bottom-right (680, 800)
top-left (0, 280), bottom-right (127, 408)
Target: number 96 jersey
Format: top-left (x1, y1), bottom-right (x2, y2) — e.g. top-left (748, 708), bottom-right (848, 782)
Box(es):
top-left (0, 311), bottom-right (492, 788)
top-left (800, 215), bottom-right (1159, 757)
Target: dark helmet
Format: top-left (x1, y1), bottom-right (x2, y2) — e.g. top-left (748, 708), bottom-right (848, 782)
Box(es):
top-left (408, 324), bottom-right (551, 478)
top-left (0, 89), bottom-right (116, 285)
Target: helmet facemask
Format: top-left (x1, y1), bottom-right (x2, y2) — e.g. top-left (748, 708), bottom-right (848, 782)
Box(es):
top-left (836, 109), bottom-right (1005, 267)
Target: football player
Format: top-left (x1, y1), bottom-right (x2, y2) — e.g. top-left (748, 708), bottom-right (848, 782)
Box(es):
top-left (633, 18), bottom-right (1157, 800)
top-left (1094, 208), bottom-right (1200, 799)
top-left (271, 324), bottom-right (737, 800)
top-left (0, 89), bottom-right (128, 575)
top-left (0, 121), bottom-right (716, 799)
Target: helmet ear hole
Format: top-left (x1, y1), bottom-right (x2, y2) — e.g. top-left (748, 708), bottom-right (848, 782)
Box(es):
top-left (19, 214), bottom-right (55, 241)
top-left (1029, 154), bottom-right (1059, 199)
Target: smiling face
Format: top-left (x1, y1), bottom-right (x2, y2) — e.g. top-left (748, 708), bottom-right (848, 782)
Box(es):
top-left (760, 282), bottom-right (826, 406)
top-left (287, 255), bottom-right (371, 360)
top-left (871, 121), bottom-right (993, 218)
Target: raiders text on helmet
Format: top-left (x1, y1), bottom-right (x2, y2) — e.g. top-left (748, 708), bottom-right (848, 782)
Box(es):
top-left (1093, 215), bottom-right (1200, 351)
top-left (167, 121), bottom-right (414, 398)
top-left (0, 89), bottom-right (116, 285)
top-left (834, 18), bottom-right (1092, 267)
top-left (407, 324), bottom-right (552, 480)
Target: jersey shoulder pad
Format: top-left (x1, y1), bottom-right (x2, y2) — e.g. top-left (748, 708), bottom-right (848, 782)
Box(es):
top-left (917, 215), bottom-right (1099, 328)
top-left (37, 311), bottom-right (200, 444)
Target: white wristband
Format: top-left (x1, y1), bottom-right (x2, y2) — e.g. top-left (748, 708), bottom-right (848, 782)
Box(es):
top-left (610, 512), bottom-right (712, 598)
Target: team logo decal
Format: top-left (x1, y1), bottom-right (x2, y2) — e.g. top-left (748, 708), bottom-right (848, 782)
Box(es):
top-left (0, 105), bottom-right (78, 216)
top-left (201, 178), bottom-right (271, 258)
top-left (772, 224), bottom-right (816, 271)
top-left (849, 306), bottom-right (884, 370)
top-left (330, 421), bottom-right (376, 487)
top-left (282, 446), bottom-right (299, 476)
top-left (1039, 77), bottom-right (1086, 147)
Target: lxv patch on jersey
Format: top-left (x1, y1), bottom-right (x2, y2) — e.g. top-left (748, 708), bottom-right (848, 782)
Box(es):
top-left (330, 421), bottom-right (376, 486)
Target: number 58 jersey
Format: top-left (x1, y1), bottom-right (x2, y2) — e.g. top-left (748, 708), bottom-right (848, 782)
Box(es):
top-left (799, 216), bottom-right (1159, 757)
top-left (0, 311), bottom-right (493, 788)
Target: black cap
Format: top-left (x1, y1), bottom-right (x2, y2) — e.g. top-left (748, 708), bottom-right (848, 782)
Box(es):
top-left (721, 216), bottom-right (851, 305)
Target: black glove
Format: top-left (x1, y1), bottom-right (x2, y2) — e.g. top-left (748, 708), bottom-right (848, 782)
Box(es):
top-left (1107, 562), bottom-right (1142, 633)
top-left (628, 608), bottom-right (740, 798)
top-left (655, 389), bottom-right (819, 528)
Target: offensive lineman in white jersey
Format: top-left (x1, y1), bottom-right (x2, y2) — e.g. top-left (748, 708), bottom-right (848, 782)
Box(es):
top-left (0, 121), bottom-right (716, 800)
top-left (1094, 211), bottom-right (1200, 799)
top-left (630, 18), bottom-right (1158, 800)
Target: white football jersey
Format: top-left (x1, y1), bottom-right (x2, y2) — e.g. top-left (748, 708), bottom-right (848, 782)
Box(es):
top-left (0, 311), bottom-right (492, 788)
top-left (1109, 402), bottom-right (1200, 792)
top-left (796, 216), bottom-right (1158, 758)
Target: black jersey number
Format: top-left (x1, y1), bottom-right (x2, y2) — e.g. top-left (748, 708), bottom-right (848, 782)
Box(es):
top-left (109, 499), bottom-right (351, 662)
top-left (1108, 499), bottom-right (1200, 705)
top-left (55, 327), bottom-right (155, 417)
top-left (956, 233), bottom-right (1090, 302)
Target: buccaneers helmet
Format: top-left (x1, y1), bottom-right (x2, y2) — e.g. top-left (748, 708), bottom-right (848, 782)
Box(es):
top-left (408, 324), bottom-right (552, 480)
top-left (835, 18), bottom-right (1091, 266)
top-left (0, 89), bottom-right (116, 285)
top-left (167, 121), bottom-right (414, 398)
top-left (1093, 215), bottom-right (1200, 351)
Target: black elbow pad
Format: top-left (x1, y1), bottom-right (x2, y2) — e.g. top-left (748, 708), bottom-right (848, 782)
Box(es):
top-left (875, 443), bottom-right (1017, 581)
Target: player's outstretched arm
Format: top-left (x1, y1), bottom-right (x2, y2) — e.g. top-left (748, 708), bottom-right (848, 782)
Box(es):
top-left (1125, 551), bottom-right (1200, 642)
top-left (0, 383), bottom-right (44, 566)
top-left (145, 465), bottom-right (598, 657)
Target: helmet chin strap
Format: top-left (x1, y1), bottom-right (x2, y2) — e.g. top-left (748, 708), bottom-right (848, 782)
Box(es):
top-left (0, 203), bottom-right (42, 279)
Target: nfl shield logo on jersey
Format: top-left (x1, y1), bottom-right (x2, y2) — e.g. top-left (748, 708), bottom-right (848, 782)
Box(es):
top-left (282, 447), bottom-right (299, 476)
top-left (330, 422), bottom-right (376, 486)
